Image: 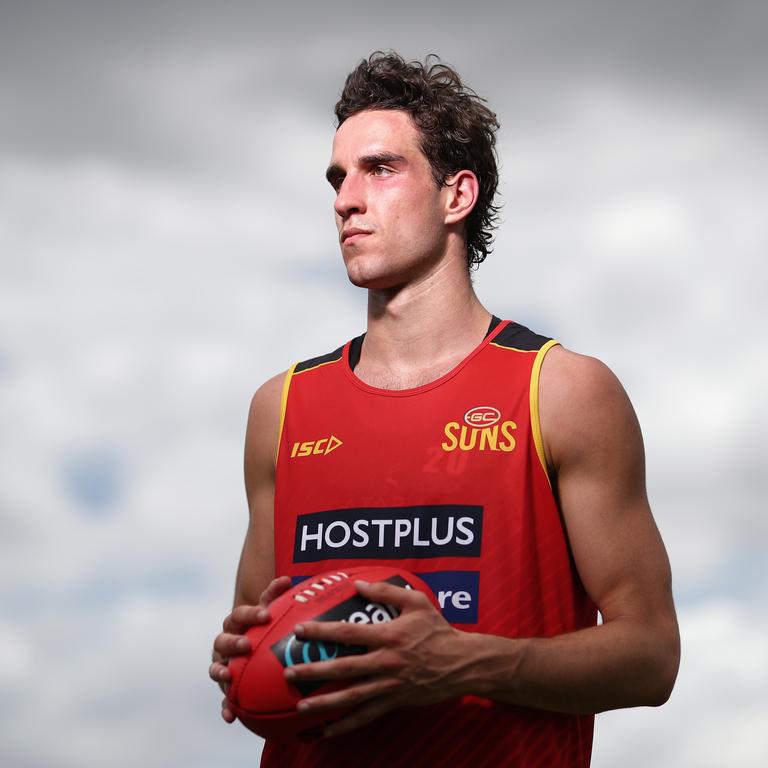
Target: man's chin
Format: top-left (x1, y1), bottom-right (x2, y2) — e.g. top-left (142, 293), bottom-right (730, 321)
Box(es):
top-left (348, 276), bottom-right (390, 291)
top-left (343, 251), bottom-right (423, 292)
top-left (344, 258), bottom-right (394, 290)
top-left (346, 268), bottom-right (403, 292)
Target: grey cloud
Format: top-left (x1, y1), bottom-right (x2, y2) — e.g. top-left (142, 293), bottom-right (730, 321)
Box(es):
top-left (2, 1), bottom-right (767, 168)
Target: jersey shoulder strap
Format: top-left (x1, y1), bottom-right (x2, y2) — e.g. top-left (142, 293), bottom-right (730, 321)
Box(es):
top-left (293, 344), bottom-right (346, 374)
top-left (490, 321), bottom-right (553, 352)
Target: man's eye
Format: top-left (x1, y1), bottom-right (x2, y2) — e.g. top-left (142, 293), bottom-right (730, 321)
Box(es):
top-left (372, 166), bottom-right (392, 177)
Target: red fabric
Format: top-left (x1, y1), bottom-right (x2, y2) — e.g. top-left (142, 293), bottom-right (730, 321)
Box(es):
top-left (265, 321), bottom-right (597, 767)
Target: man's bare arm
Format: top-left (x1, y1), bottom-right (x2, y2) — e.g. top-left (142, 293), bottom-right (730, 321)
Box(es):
top-left (209, 371), bottom-right (292, 720)
top-left (234, 371), bottom-right (285, 607)
top-left (459, 346), bottom-right (680, 712)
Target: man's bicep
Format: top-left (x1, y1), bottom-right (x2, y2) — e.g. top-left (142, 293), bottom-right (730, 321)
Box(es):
top-left (560, 467), bottom-right (673, 626)
top-left (541, 349), bottom-right (675, 625)
top-left (234, 371), bottom-right (286, 607)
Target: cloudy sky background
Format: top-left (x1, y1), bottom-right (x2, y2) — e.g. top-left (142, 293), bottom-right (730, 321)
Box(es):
top-left (1, 1), bottom-right (766, 765)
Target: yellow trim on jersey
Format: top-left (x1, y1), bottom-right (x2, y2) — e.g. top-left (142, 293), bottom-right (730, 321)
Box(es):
top-left (292, 358), bottom-right (341, 376)
top-left (489, 342), bottom-right (539, 353)
top-left (276, 362), bottom-right (297, 462)
top-left (530, 339), bottom-right (559, 484)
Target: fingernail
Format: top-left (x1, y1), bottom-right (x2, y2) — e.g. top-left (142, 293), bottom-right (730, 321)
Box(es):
top-left (255, 609), bottom-right (269, 621)
top-left (297, 700), bottom-right (310, 712)
top-left (294, 624), bottom-right (304, 635)
top-left (237, 637), bottom-right (251, 651)
top-left (355, 579), bottom-right (370, 588)
top-left (284, 669), bottom-right (296, 681)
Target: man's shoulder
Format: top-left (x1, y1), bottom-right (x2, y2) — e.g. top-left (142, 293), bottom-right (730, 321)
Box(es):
top-left (248, 370), bottom-right (289, 425)
top-left (539, 344), bottom-right (641, 469)
top-left (541, 344), bottom-right (620, 394)
top-left (247, 332), bottom-right (353, 421)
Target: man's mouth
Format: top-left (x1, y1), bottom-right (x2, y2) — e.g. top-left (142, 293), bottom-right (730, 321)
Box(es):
top-left (341, 227), bottom-right (372, 244)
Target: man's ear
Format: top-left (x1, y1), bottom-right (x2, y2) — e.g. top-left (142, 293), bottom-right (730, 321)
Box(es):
top-left (443, 170), bottom-right (479, 225)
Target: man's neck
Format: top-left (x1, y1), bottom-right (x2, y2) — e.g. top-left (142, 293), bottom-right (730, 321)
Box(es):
top-left (355, 255), bottom-right (492, 390)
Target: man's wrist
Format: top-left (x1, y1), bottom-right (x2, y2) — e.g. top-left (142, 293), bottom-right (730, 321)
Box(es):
top-left (454, 630), bottom-right (529, 703)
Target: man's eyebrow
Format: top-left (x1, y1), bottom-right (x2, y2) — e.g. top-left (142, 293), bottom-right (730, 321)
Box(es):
top-left (359, 152), bottom-right (406, 166)
top-left (325, 152), bottom-right (406, 183)
top-left (326, 152), bottom-right (407, 183)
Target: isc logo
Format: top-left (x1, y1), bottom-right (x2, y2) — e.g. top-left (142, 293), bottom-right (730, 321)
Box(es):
top-left (290, 435), bottom-right (343, 458)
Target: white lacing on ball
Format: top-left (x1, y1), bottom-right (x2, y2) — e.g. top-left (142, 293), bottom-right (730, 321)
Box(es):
top-left (292, 572), bottom-right (350, 602)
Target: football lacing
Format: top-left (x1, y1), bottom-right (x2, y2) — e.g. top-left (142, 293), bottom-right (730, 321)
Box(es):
top-left (292, 571), bottom-right (349, 603)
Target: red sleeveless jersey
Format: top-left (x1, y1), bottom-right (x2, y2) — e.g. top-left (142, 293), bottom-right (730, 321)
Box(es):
top-left (264, 318), bottom-right (597, 768)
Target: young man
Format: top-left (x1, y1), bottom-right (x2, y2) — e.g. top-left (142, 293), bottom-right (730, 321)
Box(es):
top-left (209, 53), bottom-right (680, 767)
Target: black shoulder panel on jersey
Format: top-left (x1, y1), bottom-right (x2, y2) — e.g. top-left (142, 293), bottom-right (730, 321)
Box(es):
top-left (294, 345), bottom-right (345, 373)
top-left (348, 333), bottom-right (365, 371)
top-left (492, 322), bottom-right (552, 351)
top-left (485, 315), bottom-right (503, 337)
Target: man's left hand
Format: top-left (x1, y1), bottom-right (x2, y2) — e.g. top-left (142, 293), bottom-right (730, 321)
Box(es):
top-left (285, 579), bottom-right (473, 737)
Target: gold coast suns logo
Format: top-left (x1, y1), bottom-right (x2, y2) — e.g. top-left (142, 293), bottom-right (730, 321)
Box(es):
top-left (441, 406), bottom-right (517, 453)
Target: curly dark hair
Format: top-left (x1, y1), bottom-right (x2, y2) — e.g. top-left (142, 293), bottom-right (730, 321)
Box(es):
top-left (335, 52), bottom-right (501, 269)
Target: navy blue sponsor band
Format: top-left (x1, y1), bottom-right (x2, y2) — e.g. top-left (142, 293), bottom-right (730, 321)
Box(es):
top-left (416, 570), bottom-right (480, 624)
top-left (290, 570), bottom-right (480, 625)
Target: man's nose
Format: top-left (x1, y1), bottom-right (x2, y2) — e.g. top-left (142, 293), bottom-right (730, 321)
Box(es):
top-left (334, 174), bottom-right (366, 219)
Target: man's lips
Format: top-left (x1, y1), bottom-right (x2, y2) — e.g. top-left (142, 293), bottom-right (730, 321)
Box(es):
top-left (341, 227), bottom-right (372, 244)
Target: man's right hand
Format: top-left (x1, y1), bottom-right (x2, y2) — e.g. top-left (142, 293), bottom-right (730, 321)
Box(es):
top-left (209, 575), bottom-right (293, 723)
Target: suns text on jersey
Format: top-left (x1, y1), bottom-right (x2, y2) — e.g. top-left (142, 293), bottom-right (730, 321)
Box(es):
top-left (441, 420), bottom-right (517, 452)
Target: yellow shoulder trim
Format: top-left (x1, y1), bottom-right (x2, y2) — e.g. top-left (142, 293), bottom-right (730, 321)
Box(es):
top-left (489, 342), bottom-right (538, 353)
top-left (530, 340), bottom-right (559, 484)
top-left (276, 363), bottom-right (297, 462)
top-left (292, 358), bottom-right (340, 376)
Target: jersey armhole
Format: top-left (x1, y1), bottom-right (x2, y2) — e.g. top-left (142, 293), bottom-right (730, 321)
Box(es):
top-left (530, 340), bottom-right (559, 484)
top-left (276, 363), bottom-right (297, 463)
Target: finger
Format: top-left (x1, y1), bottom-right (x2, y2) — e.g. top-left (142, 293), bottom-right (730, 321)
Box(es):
top-left (259, 575), bottom-right (293, 607)
top-left (221, 698), bottom-right (236, 724)
top-left (295, 619), bottom-right (389, 648)
top-left (297, 677), bottom-right (403, 715)
top-left (213, 632), bottom-right (252, 658)
top-left (209, 661), bottom-right (233, 685)
top-left (355, 579), bottom-right (432, 611)
top-left (285, 649), bottom-right (398, 683)
top-left (226, 604), bottom-right (270, 631)
top-left (324, 695), bottom-right (401, 737)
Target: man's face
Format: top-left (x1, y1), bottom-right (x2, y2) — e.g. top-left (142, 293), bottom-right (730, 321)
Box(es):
top-left (326, 109), bottom-right (450, 290)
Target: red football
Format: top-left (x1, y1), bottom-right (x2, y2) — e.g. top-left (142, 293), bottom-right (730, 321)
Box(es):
top-left (226, 565), bottom-right (438, 742)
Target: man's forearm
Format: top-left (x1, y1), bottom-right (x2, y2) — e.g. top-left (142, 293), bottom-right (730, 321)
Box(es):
top-left (458, 618), bottom-right (679, 714)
